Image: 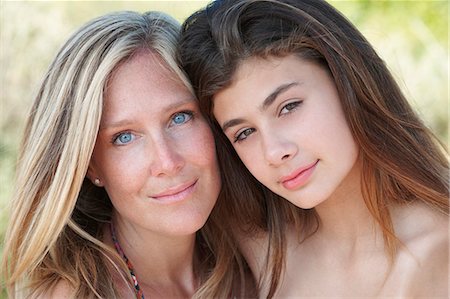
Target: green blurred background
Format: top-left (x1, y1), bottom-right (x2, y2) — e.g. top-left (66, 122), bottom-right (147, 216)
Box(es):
top-left (0, 0), bottom-right (448, 297)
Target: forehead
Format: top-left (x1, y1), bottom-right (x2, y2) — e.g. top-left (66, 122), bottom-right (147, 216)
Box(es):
top-left (218, 54), bottom-right (333, 95)
top-left (214, 55), bottom-right (300, 100)
top-left (232, 56), bottom-right (283, 82)
top-left (108, 50), bottom-right (180, 92)
top-left (212, 55), bottom-right (337, 118)
top-left (102, 51), bottom-right (192, 120)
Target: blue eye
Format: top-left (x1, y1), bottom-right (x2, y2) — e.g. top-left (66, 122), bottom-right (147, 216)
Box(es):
top-left (113, 132), bottom-right (134, 145)
top-left (280, 101), bottom-right (302, 115)
top-left (234, 128), bottom-right (255, 143)
top-left (171, 111), bottom-right (193, 126)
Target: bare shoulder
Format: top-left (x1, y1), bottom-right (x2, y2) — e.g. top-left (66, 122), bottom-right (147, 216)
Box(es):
top-left (35, 280), bottom-right (74, 299)
top-left (393, 200), bottom-right (448, 243)
top-left (234, 225), bottom-right (270, 277)
top-left (393, 201), bottom-right (449, 297)
top-left (234, 224), bottom-right (300, 288)
top-left (235, 224), bottom-right (301, 297)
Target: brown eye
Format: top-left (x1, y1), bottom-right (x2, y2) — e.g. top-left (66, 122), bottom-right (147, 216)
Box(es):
top-left (234, 128), bottom-right (255, 143)
top-left (280, 100), bottom-right (303, 115)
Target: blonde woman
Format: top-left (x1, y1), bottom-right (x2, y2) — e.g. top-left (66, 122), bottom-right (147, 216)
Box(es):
top-left (1, 11), bottom-right (254, 298)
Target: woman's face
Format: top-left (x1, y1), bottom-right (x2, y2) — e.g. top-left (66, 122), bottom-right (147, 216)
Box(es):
top-left (213, 55), bottom-right (359, 209)
top-left (89, 50), bottom-right (220, 236)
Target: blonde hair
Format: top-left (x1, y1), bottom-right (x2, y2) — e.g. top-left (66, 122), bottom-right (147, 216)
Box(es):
top-left (2, 11), bottom-right (252, 298)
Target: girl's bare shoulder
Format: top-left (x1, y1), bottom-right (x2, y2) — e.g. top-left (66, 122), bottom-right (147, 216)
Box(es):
top-left (393, 201), bottom-right (449, 297)
top-left (234, 225), bottom-right (269, 274)
top-left (393, 200), bottom-right (448, 245)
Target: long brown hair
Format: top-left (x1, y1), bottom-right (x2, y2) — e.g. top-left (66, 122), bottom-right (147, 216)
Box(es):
top-left (2, 10), bottom-right (253, 298)
top-left (178, 0), bottom-right (449, 296)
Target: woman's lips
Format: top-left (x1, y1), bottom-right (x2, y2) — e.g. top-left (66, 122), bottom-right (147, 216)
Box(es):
top-left (150, 180), bottom-right (197, 203)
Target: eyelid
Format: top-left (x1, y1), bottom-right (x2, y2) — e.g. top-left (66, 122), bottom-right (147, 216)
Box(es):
top-left (169, 110), bottom-right (194, 126)
top-left (233, 126), bottom-right (247, 141)
top-left (112, 131), bottom-right (135, 145)
top-left (233, 127), bottom-right (255, 143)
top-left (279, 99), bottom-right (303, 116)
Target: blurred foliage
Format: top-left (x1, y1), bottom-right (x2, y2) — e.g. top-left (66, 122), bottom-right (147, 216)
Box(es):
top-left (0, 1), bottom-right (448, 297)
top-left (333, 0), bottom-right (448, 144)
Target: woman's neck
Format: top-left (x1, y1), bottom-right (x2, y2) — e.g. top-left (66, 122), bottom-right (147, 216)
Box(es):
top-left (105, 215), bottom-right (198, 296)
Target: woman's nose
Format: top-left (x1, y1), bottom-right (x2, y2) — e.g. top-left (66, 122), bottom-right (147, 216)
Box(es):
top-left (148, 136), bottom-right (185, 177)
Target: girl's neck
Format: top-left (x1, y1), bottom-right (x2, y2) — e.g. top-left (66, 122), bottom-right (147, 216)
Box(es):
top-left (313, 160), bottom-right (381, 245)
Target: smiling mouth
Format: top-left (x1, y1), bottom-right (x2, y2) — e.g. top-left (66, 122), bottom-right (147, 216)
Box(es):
top-left (150, 180), bottom-right (197, 203)
top-left (280, 160), bottom-right (319, 190)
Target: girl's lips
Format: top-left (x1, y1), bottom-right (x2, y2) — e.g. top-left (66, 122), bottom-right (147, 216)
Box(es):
top-left (280, 160), bottom-right (319, 190)
top-left (151, 180), bottom-right (197, 203)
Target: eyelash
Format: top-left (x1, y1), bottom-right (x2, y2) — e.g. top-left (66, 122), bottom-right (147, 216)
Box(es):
top-left (110, 110), bottom-right (195, 146)
top-left (170, 110), bottom-right (194, 127)
top-left (233, 128), bottom-right (255, 143)
top-left (232, 100), bottom-right (303, 143)
top-left (279, 100), bottom-right (302, 115)
top-left (112, 131), bottom-right (134, 145)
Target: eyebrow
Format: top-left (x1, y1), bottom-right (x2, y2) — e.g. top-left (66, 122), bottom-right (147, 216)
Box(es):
top-left (260, 82), bottom-right (300, 111)
top-left (100, 118), bottom-right (132, 130)
top-left (221, 118), bottom-right (246, 133)
top-left (100, 98), bottom-right (194, 130)
top-left (221, 82), bottom-right (300, 132)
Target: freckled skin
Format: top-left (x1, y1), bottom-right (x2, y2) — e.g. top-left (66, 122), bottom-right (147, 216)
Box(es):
top-left (90, 51), bottom-right (221, 238)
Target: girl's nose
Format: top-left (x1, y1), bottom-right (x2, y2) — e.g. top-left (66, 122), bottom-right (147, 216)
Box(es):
top-left (262, 133), bottom-right (298, 167)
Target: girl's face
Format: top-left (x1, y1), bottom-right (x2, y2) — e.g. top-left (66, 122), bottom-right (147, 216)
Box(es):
top-left (213, 55), bottom-right (359, 209)
top-left (89, 51), bottom-right (220, 237)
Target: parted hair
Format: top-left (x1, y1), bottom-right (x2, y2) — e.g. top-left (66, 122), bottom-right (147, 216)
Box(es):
top-left (1, 10), bottom-right (253, 298)
top-left (178, 0), bottom-right (449, 297)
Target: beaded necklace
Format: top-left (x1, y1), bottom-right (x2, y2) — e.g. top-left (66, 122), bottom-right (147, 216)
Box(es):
top-left (110, 222), bottom-right (145, 299)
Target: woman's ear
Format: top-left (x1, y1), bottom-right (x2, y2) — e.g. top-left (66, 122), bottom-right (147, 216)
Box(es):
top-left (87, 163), bottom-right (104, 187)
